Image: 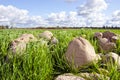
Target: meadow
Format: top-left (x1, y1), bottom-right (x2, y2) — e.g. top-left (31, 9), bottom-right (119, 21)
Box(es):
top-left (0, 28), bottom-right (120, 80)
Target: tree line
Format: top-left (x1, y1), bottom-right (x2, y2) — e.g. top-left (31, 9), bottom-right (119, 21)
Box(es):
top-left (0, 25), bottom-right (120, 29)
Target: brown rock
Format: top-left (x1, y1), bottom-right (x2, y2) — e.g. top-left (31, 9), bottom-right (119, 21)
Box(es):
top-left (94, 31), bottom-right (119, 43)
top-left (102, 31), bottom-right (117, 42)
top-left (94, 32), bottom-right (103, 39)
top-left (65, 37), bottom-right (100, 68)
top-left (111, 36), bottom-right (119, 43)
top-left (94, 32), bottom-right (116, 52)
top-left (98, 38), bottom-right (116, 52)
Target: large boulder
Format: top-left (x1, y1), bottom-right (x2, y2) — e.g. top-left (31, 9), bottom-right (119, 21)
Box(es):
top-left (39, 31), bottom-right (53, 40)
top-left (8, 33), bottom-right (37, 54)
top-left (65, 37), bottom-right (100, 68)
top-left (18, 34), bottom-right (37, 43)
top-left (9, 40), bottom-right (26, 54)
top-left (55, 73), bottom-right (85, 80)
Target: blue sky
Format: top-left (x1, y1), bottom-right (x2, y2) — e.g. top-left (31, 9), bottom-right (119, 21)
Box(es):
top-left (0, 0), bottom-right (120, 27)
top-left (0, 0), bottom-right (82, 15)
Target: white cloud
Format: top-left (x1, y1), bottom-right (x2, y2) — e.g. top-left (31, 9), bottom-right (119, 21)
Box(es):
top-left (47, 11), bottom-right (86, 27)
top-left (0, 5), bottom-right (28, 22)
top-left (0, 1), bottom-right (120, 28)
top-left (112, 10), bottom-right (120, 19)
top-left (85, 12), bottom-right (108, 27)
top-left (107, 10), bottom-right (120, 26)
top-left (77, 0), bottom-right (107, 16)
top-left (47, 11), bottom-right (66, 22)
top-left (77, 0), bottom-right (108, 27)
top-left (0, 5), bottom-right (47, 27)
top-left (0, 5), bottom-right (85, 27)
top-left (21, 16), bottom-right (48, 27)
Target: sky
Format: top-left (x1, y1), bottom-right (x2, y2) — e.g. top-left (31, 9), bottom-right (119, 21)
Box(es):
top-left (0, 0), bottom-right (120, 27)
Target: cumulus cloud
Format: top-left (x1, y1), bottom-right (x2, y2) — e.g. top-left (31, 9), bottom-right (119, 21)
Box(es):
top-left (77, 0), bottom-right (108, 27)
top-left (0, 5), bottom-right (47, 27)
top-left (0, 5), bottom-right (85, 27)
top-left (0, 1), bottom-right (119, 28)
top-left (77, 0), bottom-right (107, 16)
top-left (47, 11), bottom-right (86, 27)
top-left (47, 11), bottom-right (66, 22)
top-left (107, 10), bottom-right (120, 26)
top-left (0, 5), bottom-right (28, 24)
top-left (85, 12), bottom-right (108, 27)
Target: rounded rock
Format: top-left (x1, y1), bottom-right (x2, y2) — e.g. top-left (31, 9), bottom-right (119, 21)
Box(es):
top-left (103, 52), bottom-right (120, 68)
top-left (39, 31), bottom-right (53, 40)
top-left (55, 73), bottom-right (85, 80)
top-left (65, 37), bottom-right (100, 68)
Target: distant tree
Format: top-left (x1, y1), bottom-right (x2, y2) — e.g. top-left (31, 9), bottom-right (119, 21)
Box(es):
top-left (0, 25), bottom-right (10, 29)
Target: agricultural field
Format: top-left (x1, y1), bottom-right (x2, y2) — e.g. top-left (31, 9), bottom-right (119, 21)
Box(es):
top-left (0, 28), bottom-right (120, 80)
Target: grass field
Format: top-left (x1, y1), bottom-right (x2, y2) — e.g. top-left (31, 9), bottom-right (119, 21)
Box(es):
top-left (0, 28), bottom-right (120, 80)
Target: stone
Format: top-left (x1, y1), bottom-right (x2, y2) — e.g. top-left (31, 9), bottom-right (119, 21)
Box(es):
top-left (39, 39), bottom-right (48, 46)
top-left (111, 36), bottom-right (119, 43)
top-left (98, 38), bottom-right (116, 52)
top-left (51, 37), bottom-right (58, 44)
top-left (8, 33), bottom-right (37, 54)
top-left (94, 32), bottom-right (116, 52)
top-left (9, 40), bottom-right (26, 54)
top-left (79, 73), bottom-right (110, 80)
top-left (65, 37), bottom-right (100, 68)
top-left (102, 31), bottom-right (116, 42)
top-left (94, 31), bottom-right (119, 43)
top-left (55, 73), bottom-right (85, 80)
top-left (94, 32), bottom-right (103, 39)
top-left (39, 31), bottom-right (53, 40)
top-left (103, 52), bottom-right (120, 68)
top-left (55, 73), bottom-right (110, 80)
top-left (18, 34), bottom-right (37, 43)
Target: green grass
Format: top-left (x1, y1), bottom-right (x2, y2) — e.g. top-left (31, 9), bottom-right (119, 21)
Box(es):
top-left (0, 28), bottom-right (120, 80)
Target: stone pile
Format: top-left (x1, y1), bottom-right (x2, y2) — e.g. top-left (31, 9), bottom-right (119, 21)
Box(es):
top-left (57, 31), bottom-right (120, 80)
top-left (94, 31), bottom-right (119, 52)
top-left (6, 30), bottom-right (120, 80)
top-left (8, 31), bottom-right (59, 54)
